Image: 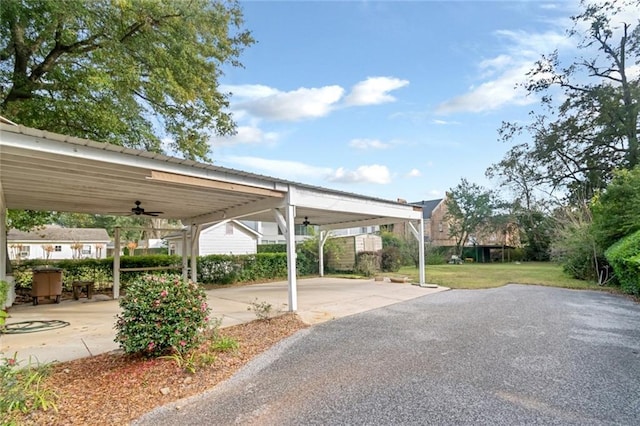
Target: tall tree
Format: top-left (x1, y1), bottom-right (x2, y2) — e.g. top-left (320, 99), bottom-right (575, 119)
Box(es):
top-left (445, 178), bottom-right (496, 258)
top-left (493, 0), bottom-right (640, 200)
top-left (0, 0), bottom-right (254, 161)
top-left (591, 165), bottom-right (640, 249)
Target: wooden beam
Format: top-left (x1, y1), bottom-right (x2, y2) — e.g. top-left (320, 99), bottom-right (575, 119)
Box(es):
top-left (148, 170), bottom-right (285, 198)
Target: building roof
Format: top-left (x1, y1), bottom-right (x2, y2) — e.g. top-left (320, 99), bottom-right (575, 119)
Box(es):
top-left (410, 199), bottom-right (444, 219)
top-left (7, 225), bottom-right (110, 243)
top-left (163, 220), bottom-right (262, 240)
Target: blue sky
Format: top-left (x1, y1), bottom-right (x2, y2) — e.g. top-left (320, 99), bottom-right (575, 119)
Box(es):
top-left (209, 0), bottom-right (637, 203)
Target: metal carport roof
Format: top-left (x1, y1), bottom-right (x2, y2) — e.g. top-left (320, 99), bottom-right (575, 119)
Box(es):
top-left (0, 122), bottom-right (425, 308)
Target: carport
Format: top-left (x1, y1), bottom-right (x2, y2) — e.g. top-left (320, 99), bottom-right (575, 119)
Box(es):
top-left (0, 122), bottom-right (425, 310)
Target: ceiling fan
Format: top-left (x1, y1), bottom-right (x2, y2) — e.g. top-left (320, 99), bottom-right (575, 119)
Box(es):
top-left (302, 216), bottom-right (313, 226)
top-left (110, 200), bottom-right (164, 217)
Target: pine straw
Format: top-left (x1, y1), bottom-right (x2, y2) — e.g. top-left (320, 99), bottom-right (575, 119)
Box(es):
top-left (13, 313), bottom-right (308, 425)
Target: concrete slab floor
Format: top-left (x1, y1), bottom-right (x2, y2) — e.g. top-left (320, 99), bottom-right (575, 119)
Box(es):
top-left (0, 277), bottom-right (448, 364)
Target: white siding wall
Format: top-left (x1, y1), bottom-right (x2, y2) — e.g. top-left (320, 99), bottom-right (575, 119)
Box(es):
top-left (258, 222), bottom-right (312, 244)
top-left (169, 222), bottom-right (257, 256)
top-left (199, 223), bottom-right (256, 255)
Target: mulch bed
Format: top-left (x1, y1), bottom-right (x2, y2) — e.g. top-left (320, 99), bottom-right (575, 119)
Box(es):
top-left (10, 313), bottom-right (308, 425)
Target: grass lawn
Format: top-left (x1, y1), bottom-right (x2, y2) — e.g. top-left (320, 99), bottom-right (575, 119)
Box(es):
top-left (389, 262), bottom-right (614, 291)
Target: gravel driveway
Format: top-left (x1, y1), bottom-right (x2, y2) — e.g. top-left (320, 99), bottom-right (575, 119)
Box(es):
top-left (135, 285), bottom-right (640, 425)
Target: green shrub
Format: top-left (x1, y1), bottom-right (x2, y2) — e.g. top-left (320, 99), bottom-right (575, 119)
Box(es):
top-left (381, 246), bottom-right (401, 272)
top-left (257, 244), bottom-right (287, 253)
top-left (425, 246), bottom-right (450, 265)
top-left (0, 354), bottom-right (57, 419)
top-left (355, 251), bottom-right (380, 276)
top-left (114, 273), bottom-right (211, 356)
top-left (605, 230), bottom-right (640, 295)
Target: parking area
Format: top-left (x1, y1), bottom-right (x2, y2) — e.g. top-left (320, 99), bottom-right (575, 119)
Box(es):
top-left (0, 277), bottom-right (447, 364)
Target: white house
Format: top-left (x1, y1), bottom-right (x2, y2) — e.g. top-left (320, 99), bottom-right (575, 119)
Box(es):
top-left (164, 220), bottom-right (261, 256)
top-left (7, 225), bottom-right (110, 260)
top-left (250, 220), bottom-right (379, 245)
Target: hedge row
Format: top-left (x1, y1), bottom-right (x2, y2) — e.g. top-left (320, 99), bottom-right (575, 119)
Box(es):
top-left (605, 230), bottom-right (640, 295)
top-left (11, 251), bottom-right (319, 290)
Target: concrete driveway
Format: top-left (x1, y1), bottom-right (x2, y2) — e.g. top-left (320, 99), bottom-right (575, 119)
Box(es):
top-left (0, 277), bottom-right (446, 364)
top-left (135, 285), bottom-right (640, 426)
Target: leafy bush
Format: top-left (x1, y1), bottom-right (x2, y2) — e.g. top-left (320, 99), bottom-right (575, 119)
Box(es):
top-left (0, 354), bottom-right (57, 420)
top-left (605, 230), bottom-right (640, 295)
top-left (425, 245), bottom-right (450, 265)
top-left (114, 274), bottom-right (210, 356)
top-left (257, 244), bottom-right (287, 253)
top-left (551, 207), bottom-right (602, 282)
top-left (197, 253), bottom-right (289, 284)
top-left (355, 251), bottom-right (381, 277)
top-left (381, 246), bottom-right (402, 272)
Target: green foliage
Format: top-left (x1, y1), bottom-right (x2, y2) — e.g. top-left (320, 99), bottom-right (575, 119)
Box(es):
top-left (197, 253), bottom-right (289, 284)
top-left (592, 166), bottom-right (640, 250)
top-left (355, 251), bottom-right (381, 277)
top-left (551, 208), bottom-right (602, 282)
top-left (247, 298), bottom-right (277, 320)
top-left (380, 230), bottom-right (417, 267)
top-left (1, 280), bottom-right (10, 328)
top-left (491, 0), bottom-right (639, 200)
top-left (209, 335), bottom-right (240, 352)
top-left (257, 244), bottom-right (287, 253)
top-left (0, 353), bottom-right (57, 420)
top-left (605, 230), bottom-right (640, 295)
top-left (446, 178), bottom-right (496, 257)
top-left (6, 210), bottom-right (54, 231)
top-left (114, 274), bottom-right (211, 356)
top-left (425, 245), bottom-right (451, 265)
top-left (381, 246), bottom-right (402, 272)
top-left (0, 0), bottom-right (254, 161)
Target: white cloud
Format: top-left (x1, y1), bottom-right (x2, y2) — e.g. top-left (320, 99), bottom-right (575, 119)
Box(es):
top-left (221, 156), bottom-right (393, 186)
top-left (432, 119), bottom-right (460, 125)
top-left (221, 156), bottom-right (332, 179)
top-left (436, 27), bottom-right (574, 115)
top-left (344, 76), bottom-right (409, 106)
top-left (349, 138), bottom-right (391, 150)
top-left (436, 63), bottom-right (537, 114)
top-left (221, 84), bottom-right (279, 99)
top-left (328, 164), bottom-right (391, 184)
top-left (238, 86), bottom-right (345, 121)
top-left (211, 125), bottom-right (279, 147)
top-left (407, 168), bottom-right (421, 177)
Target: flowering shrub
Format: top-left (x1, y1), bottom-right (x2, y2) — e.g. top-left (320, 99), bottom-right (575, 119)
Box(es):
top-left (114, 274), bottom-right (211, 356)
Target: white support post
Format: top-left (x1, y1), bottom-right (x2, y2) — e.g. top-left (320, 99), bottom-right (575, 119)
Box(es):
top-left (408, 220), bottom-right (426, 286)
top-left (318, 230), bottom-right (330, 277)
top-left (181, 229), bottom-right (188, 282)
top-left (190, 225), bottom-right (201, 283)
top-left (113, 227), bottom-right (121, 299)
top-left (285, 203), bottom-right (297, 311)
top-left (0, 191), bottom-right (13, 307)
top-left (0, 197), bottom-right (6, 284)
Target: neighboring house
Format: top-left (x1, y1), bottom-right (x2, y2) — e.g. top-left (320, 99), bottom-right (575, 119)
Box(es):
top-left (7, 225), bottom-right (110, 260)
top-left (387, 198), bottom-right (521, 262)
top-left (252, 221), bottom-right (314, 245)
top-left (164, 220), bottom-right (261, 256)
top-left (327, 234), bottom-right (383, 271)
top-left (249, 220), bottom-right (379, 245)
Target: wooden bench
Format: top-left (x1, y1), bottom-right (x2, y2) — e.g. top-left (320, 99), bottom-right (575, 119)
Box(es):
top-left (72, 280), bottom-right (95, 300)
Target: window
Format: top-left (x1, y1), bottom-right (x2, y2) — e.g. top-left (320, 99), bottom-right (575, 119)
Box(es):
top-left (294, 224), bottom-right (312, 236)
top-left (225, 222), bottom-right (234, 235)
top-left (438, 223), bottom-right (443, 233)
top-left (54, 245), bottom-right (62, 252)
top-left (82, 245), bottom-right (92, 254)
